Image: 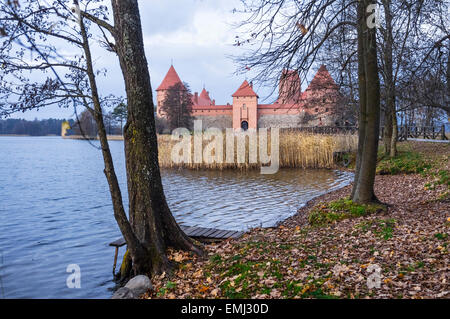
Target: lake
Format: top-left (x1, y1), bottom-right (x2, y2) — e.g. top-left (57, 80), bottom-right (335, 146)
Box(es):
top-left (0, 136), bottom-right (353, 298)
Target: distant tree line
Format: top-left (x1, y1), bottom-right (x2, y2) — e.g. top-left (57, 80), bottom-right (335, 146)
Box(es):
top-left (0, 118), bottom-right (73, 136)
top-left (0, 101), bottom-right (130, 137)
top-left (71, 103), bottom-right (128, 137)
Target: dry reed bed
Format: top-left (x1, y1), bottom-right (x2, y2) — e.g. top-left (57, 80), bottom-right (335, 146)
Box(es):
top-left (157, 132), bottom-right (357, 170)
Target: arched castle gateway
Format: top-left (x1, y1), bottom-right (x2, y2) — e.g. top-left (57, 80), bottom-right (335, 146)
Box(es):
top-left (156, 65), bottom-right (342, 130)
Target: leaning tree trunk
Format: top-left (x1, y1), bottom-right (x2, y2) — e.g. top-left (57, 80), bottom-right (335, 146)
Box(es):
top-left (74, 0), bottom-right (149, 276)
top-left (110, 0), bottom-right (202, 276)
top-left (71, 1), bottom-right (156, 281)
top-left (352, 0), bottom-right (381, 204)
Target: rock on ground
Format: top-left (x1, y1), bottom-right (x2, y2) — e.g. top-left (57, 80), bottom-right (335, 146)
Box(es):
top-left (125, 275), bottom-right (153, 296)
top-left (111, 275), bottom-right (152, 299)
top-left (111, 287), bottom-right (136, 299)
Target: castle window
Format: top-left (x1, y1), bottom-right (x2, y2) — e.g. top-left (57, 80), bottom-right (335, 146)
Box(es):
top-left (325, 108), bottom-right (329, 112)
top-left (315, 108), bottom-right (319, 113)
top-left (323, 98), bottom-right (326, 103)
top-left (243, 104), bottom-right (246, 110)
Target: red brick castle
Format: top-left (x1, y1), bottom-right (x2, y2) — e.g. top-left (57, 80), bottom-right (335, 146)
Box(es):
top-left (156, 65), bottom-right (341, 130)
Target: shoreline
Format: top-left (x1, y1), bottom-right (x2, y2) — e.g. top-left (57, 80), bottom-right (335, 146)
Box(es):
top-left (272, 173), bottom-right (353, 228)
top-left (146, 172), bottom-right (449, 299)
top-left (0, 134), bottom-right (58, 137)
top-left (62, 135), bottom-right (124, 140)
top-left (144, 141), bottom-right (449, 299)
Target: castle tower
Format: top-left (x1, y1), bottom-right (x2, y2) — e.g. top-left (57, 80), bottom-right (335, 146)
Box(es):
top-left (302, 65), bottom-right (341, 125)
top-left (193, 88), bottom-right (213, 106)
top-left (278, 69), bottom-right (301, 104)
top-left (232, 80), bottom-right (258, 130)
top-left (156, 65), bottom-right (184, 117)
top-left (305, 65), bottom-right (338, 92)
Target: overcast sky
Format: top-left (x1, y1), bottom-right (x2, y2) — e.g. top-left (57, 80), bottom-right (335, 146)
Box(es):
top-left (11, 0), bottom-right (280, 120)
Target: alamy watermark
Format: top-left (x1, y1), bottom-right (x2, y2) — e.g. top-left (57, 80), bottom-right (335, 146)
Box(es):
top-left (171, 120), bottom-right (280, 174)
top-left (66, 264), bottom-right (81, 289)
top-left (366, 264), bottom-right (381, 289)
top-left (367, 4), bottom-right (381, 29)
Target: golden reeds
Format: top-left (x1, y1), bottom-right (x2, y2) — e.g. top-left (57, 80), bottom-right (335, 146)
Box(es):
top-left (157, 131), bottom-right (357, 170)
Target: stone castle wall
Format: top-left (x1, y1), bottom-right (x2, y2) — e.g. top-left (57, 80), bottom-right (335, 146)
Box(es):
top-left (257, 114), bottom-right (336, 128)
top-left (193, 115), bottom-right (233, 130)
top-left (257, 114), bottom-right (301, 128)
top-left (157, 113), bottom-right (336, 132)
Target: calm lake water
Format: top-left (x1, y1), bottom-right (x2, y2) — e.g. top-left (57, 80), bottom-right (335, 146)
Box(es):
top-left (0, 136), bottom-right (353, 298)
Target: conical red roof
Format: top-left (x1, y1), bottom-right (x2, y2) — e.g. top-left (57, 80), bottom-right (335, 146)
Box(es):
top-left (232, 80), bottom-right (258, 97)
top-left (305, 65), bottom-right (338, 91)
top-left (156, 65), bottom-right (183, 91)
top-left (199, 88), bottom-right (211, 101)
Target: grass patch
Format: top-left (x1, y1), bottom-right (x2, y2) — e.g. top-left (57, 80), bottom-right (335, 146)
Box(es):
top-left (356, 219), bottom-right (397, 240)
top-left (308, 198), bottom-right (386, 226)
top-left (434, 233), bottom-right (448, 241)
top-left (425, 170), bottom-right (450, 191)
top-left (156, 281), bottom-right (177, 297)
top-left (377, 150), bottom-right (432, 175)
top-left (218, 260), bottom-right (261, 298)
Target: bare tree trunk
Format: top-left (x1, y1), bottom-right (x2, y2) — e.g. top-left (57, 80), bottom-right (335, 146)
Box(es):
top-left (390, 107), bottom-right (398, 157)
top-left (382, 0), bottom-right (396, 157)
top-left (352, 0), bottom-right (381, 204)
top-left (447, 49), bottom-right (450, 121)
top-left (351, 0), bottom-right (367, 200)
top-left (74, 0), bottom-right (147, 275)
top-left (110, 0), bottom-right (202, 276)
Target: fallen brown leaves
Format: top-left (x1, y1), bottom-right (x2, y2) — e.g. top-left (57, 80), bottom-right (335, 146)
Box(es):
top-left (145, 144), bottom-right (449, 299)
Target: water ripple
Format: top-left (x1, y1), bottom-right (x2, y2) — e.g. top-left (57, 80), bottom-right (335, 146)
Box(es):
top-left (0, 136), bottom-right (353, 298)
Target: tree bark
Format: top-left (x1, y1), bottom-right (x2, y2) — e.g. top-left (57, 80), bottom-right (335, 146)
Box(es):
top-left (110, 0), bottom-right (202, 276)
top-left (352, 0), bottom-right (381, 204)
top-left (74, 1), bottom-right (149, 276)
top-left (447, 49), bottom-right (450, 121)
top-left (382, 0), bottom-right (396, 157)
top-left (351, 0), bottom-right (367, 200)
top-left (390, 107), bottom-right (398, 157)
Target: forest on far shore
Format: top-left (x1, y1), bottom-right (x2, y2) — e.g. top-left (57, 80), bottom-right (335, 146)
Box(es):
top-left (0, 106), bottom-right (126, 137)
top-left (0, 118), bottom-right (74, 136)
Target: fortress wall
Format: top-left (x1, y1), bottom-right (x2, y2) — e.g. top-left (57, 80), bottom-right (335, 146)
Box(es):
top-left (193, 115), bottom-right (233, 130)
top-left (257, 113), bottom-right (336, 128)
top-left (257, 108), bottom-right (303, 115)
top-left (257, 114), bottom-right (302, 128)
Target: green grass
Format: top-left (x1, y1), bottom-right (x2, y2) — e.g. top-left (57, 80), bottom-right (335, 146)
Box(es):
top-left (377, 151), bottom-right (432, 175)
top-left (356, 219), bottom-right (397, 240)
top-left (434, 233), bottom-right (448, 241)
top-left (156, 281), bottom-right (177, 296)
top-left (217, 260), bottom-right (261, 298)
top-left (425, 170), bottom-right (450, 191)
top-left (308, 198), bottom-right (386, 226)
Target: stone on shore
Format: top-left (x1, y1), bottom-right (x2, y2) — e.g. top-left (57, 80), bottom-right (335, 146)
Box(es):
top-left (124, 275), bottom-right (153, 296)
top-left (111, 275), bottom-right (152, 299)
top-left (111, 287), bottom-right (136, 299)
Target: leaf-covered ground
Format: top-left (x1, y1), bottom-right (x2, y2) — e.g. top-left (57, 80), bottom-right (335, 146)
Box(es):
top-left (144, 142), bottom-right (449, 299)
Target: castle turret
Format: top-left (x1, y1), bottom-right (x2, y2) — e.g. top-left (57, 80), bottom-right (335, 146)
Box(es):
top-left (232, 80), bottom-right (258, 130)
top-left (278, 69), bottom-right (301, 104)
top-left (156, 65), bottom-right (184, 117)
top-left (194, 88), bottom-right (213, 106)
top-left (302, 65), bottom-right (341, 125)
